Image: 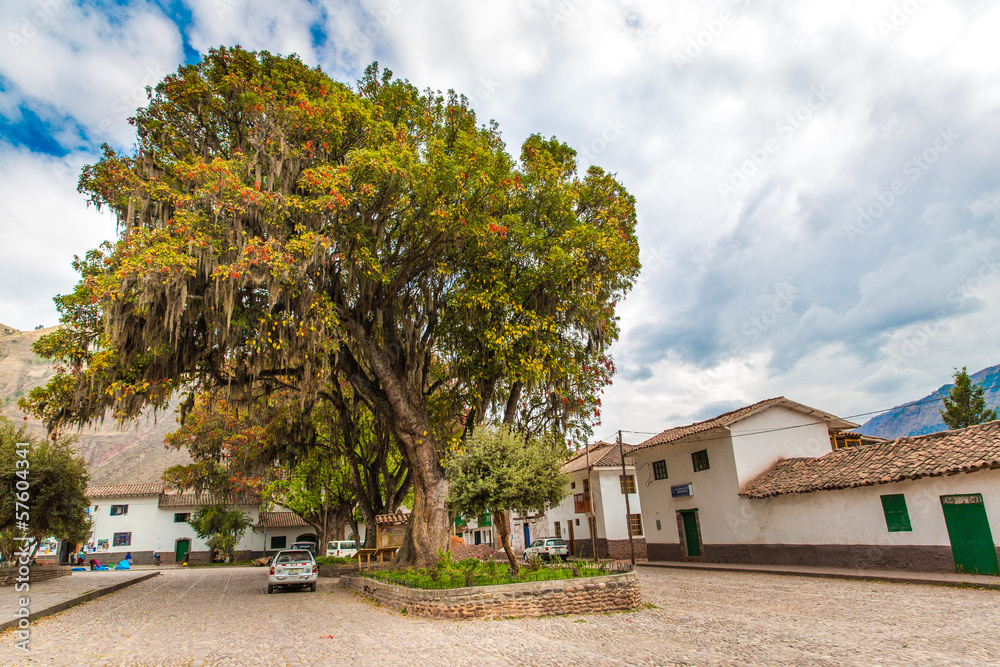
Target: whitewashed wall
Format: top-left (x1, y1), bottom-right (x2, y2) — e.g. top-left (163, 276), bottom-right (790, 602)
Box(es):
top-left (89, 495), bottom-right (161, 553)
top-left (593, 467), bottom-right (642, 541)
top-left (546, 470), bottom-right (593, 545)
top-left (729, 406), bottom-right (834, 486)
top-left (90, 497), bottom-right (263, 559)
top-left (746, 471), bottom-right (1000, 547)
top-left (632, 428), bottom-right (743, 548)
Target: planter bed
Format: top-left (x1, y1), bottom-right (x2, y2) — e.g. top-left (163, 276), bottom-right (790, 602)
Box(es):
top-left (340, 570), bottom-right (640, 619)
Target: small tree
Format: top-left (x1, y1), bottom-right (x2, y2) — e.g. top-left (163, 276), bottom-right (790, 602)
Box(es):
top-left (188, 504), bottom-right (252, 563)
top-left (0, 417), bottom-right (91, 563)
top-left (940, 366), bottom-right (997, 430)
top-left (445, 427), bottom-right (569, 574)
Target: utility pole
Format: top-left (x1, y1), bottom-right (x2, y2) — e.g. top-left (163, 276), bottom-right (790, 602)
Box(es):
top-left (585, 443), bottom-right (599, 562)
top-left (619, 430), bottom-right (636, 567)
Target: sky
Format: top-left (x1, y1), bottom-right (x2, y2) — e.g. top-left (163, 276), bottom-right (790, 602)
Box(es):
top-left (1, 0), bottom-right (999, 439)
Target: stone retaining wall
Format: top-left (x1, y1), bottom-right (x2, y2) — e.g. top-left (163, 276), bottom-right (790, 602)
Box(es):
top-left (0, 565), bottom-right (72, 586)
top-left (341, 571), bottom-right (640, 619)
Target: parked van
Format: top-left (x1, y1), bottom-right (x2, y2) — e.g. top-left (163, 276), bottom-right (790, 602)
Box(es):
top-left (289, 541), bottom-right (318, 556)
top-left (326, 540), bottom-right (359, 558)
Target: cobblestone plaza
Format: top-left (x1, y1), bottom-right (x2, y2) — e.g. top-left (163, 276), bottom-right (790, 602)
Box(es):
top-left (2, 566), bottom-right (996, 665)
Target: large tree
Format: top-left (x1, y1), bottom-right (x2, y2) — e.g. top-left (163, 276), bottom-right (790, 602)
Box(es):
top-left (23, 47), bottom-right (639, 566)
top-left (940, 366), bottom-right (998, 430)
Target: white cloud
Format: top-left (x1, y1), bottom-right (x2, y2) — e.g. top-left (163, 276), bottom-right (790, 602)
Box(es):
top-left (0, 145), bottom-right (117, 330)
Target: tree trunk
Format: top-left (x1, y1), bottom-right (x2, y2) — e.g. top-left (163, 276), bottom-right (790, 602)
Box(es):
top-left (494, 509), bottom-right (519, 575)
top-left (338, 329), bottom-right (451, 568)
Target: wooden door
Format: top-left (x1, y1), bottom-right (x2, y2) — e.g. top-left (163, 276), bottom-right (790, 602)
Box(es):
top-left (680, 510), bottom-right (701, 558)
top-left (175, 539), bottom-right (190, 563)
top-left (941, 494), bottom-right (999, 576)
top-left (568, 521), bottom-right (575, 556)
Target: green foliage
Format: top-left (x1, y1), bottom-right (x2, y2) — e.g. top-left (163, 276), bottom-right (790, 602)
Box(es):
top-left (523, 553), bottom-right (544, 573)
top-left (315, 556), bottom-right (352, 566)
top-left (446, 426), bottom-right (569, 520)
top-left (187, 504), bottom-right (252, 562)
top-left (0, 417), bottom-right (91, 562)
top-left (940, 366), bottom-right (998, 430)
top-left (367, 551), bottom-right (610, 589)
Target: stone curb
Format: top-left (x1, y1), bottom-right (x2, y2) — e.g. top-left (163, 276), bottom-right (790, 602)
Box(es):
top-left (637, 562), bottom-right (1000, 590)
top-left (0, 571), bottom-right (161, 633)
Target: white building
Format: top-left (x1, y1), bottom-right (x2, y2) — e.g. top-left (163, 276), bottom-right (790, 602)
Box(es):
top-left (544, 441), bottom-right (645, 559)
top-left (630, 397), bottom-right (1000, 575)
top-left (87, 484), bottom-right (263, 564)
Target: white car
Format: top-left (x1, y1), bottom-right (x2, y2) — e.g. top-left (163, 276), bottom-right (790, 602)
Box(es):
top-left (326, 540), bottom-right (359, 558)
top-left (523, 538), bottom-right (569, 562)
top-left (267, 549), bottom-right (318, 593)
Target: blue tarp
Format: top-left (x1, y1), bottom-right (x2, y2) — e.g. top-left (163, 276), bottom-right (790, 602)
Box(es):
top-left (114, 560), bottom-right (130, 570)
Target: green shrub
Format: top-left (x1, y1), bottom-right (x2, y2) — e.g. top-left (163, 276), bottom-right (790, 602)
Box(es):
top-left (315, 556), bottom-right (353, 566)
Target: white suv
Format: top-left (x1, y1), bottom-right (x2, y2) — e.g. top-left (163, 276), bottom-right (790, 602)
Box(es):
top-left (267, 549), bottom-right (318, 593)
top-left (326, 540), bottom-right (359, 558)
top-left (523, 538), bottom-right (569, 562)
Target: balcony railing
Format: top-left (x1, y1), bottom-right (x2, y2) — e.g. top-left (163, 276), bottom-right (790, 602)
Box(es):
top-left (573, 492), bottom-right (591, 514)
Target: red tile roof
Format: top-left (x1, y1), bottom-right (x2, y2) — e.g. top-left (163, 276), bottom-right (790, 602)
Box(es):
top-left (375, 510), bottom-right (410, 526)
top-left (563, 441), bottom-right (635, 473)
top-left (630, 397), bottom-right (858, 452)
top-left (257, 511), bottom-right (311, 528)
top-left (87, 483), bottom-right (164, 498)
top-left (159, 492), bottom-right (259, 508)
top-left (741, 420), bottom-right (1000, 498)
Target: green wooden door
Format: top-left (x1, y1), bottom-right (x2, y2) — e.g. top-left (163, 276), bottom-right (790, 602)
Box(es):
top-left (175, 539), bottom-right (190, 563)
top-left (940, 494), bottom-right (999, 576)
top-left (680, 510), bottom-right (701, 558)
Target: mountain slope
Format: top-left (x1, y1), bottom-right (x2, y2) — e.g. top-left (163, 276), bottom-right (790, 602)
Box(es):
top-left (857, 364), bottom-right (1000, 438)
top-left (0, 325), bottom-right (190, 484)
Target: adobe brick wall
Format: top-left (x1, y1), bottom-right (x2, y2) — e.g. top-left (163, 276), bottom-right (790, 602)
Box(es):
top-left (341, 571), bottom-right (641, 619)
top-left (645, 542), bottom-right (993, 573)
top-left (0, 565), bottom-right (72, 586)
top-left (574, 538), bottom-right (647, 560)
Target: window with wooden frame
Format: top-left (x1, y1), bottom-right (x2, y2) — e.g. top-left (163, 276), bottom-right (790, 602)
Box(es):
top-left (555, 521), bottom-right (562, 538)
top-left (112, 532), bottom-right (131, 547)
top-left (619, 474), bottom-right (636, 494)
top-left (652, 460), bottom-right (668, 480)
top-left (174, 512), bottom-right (189, 523)
top-left (880, 494), bottom-right (912, 532)
top-left (691, 449), bottom-right (710, 472)
top-left (628, 514), bottom-right (643, 537)
top-left (110, 505), bottom-right (128, 516)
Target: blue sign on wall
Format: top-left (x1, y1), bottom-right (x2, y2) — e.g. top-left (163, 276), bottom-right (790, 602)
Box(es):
top-left (671, 484), bottom-right (692, 498)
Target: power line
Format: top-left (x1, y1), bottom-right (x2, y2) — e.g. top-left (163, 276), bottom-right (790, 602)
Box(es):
top-left (597, 378), bottom-right (1000, 447)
